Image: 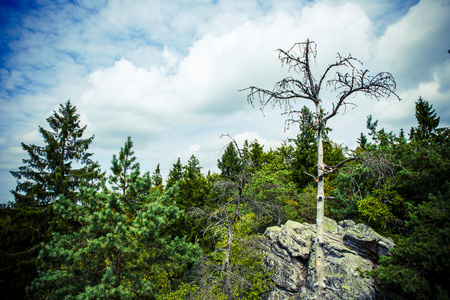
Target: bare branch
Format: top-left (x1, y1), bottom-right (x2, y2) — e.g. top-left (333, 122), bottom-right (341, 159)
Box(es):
top-left (304, 169), bottom-right (318, 182)
top-left (323, 70), bottom-right (400, 123)
top-left (318, 156), bottom-right (360, 180)
top-left (242, 39), bottom-right (399, 127)
top-left (359, 152), bottom-right (403, 185)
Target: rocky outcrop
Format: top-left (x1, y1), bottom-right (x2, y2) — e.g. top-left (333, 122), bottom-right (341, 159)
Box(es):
top-left (262, 218), bottom-right (395, 300)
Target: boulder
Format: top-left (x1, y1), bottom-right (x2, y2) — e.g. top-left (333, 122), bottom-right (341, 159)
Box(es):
top-left (262, 218), bottom-right (394, 300)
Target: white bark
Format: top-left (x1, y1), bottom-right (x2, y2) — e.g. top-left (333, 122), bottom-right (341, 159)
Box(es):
top-left (315, 101), bottom-right (326, 300)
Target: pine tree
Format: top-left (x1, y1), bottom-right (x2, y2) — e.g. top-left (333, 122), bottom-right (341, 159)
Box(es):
top-left (27, 139), bottom-right (199, 299)
top-left (109, 136), bottom-right (151, 205)
top-left (10, 100), bottom-right (103, 206)
top-left (0, 205), bottom-right (53, 299)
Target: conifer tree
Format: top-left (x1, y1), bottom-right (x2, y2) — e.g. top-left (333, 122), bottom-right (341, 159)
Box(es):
top-left (358, 100), bottom-right (450, 298)
top-left (178, 155), bottom-right (208, 209)
top-left (109, 136), bottom-right (151, 205)
top-left (10, 100), bottom-right (102, 206)
top-left (242, 139), bottom-right (264, 173)
top-left (409, 97), bottom-right (441, 141)
top-left (28, 139), bottom-right (199, 299)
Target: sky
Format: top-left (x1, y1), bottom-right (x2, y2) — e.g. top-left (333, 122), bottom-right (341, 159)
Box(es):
top-left (1, 0), bottom-right (449, 204)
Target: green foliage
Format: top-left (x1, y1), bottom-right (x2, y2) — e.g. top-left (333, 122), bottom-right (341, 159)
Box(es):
top-left (289, 106), bottom-right (317, 188)
top-left (160, 282), bottom-right (199, 300)
top-left (192, 213), bottom-right (272, 300)
top-left (0, 205), bottom-right (60, 299)
top-left (327, 164), bottom-right (372, 221)
top-left (162, 155), bottom-right (212, 250)
top-left (28, 157), bottom-right (199, 299)
top-left (289, 106), bottom-right (346, 189)
top-left (178, 155), bottom-right (208, 209)
top-left (242, 139), bottom-right (265, 173)
top-left (358, 188), bottom-right (404, 231)
top-left (27, 138), bottom-right (199, 299)
top-left (376, 189), bottom-right (450, 299)
top-left (152, 163), bottom-right (163, 188)
top-left (3, 101), bottom-right (102, 299)
top-left (6, 96), bottom-right (450, 300)
top-left (355, 98), bottom-right (450, 298)
top-left (250, 161), bottom-right (309, 226)
top-left (10, 100), bottom-right (103, 207)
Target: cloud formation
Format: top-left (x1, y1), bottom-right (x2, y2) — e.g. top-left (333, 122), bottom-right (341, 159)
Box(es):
top-left (1, 0), bottom-right (449, 203)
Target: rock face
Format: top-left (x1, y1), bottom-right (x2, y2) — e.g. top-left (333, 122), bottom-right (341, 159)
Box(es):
top-left (262, 218), bottom-right (395, 300)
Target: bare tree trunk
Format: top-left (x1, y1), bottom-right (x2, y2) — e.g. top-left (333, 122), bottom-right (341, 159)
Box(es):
top-left (222, 176), bottom-right (243, 300)
top-left (315, 101), bottom-right (326, 300)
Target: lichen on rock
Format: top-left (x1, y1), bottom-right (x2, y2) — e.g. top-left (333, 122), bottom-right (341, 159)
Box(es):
top-left (262, 218), bottom-right (394, 300)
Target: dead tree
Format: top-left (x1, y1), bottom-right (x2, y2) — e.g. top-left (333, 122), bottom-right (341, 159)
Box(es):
top-left (191, 135), bottom-right (258, 300)
top-left (243, 39), bottom-right (399, 300)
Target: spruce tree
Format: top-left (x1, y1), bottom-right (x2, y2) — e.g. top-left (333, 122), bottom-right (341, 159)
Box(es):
top-left (217, 143), bottom-right (242, 180)
top-left (10, 100), bottom-right (102, 206)
top-left (409, 97), bottom-right (441, 141)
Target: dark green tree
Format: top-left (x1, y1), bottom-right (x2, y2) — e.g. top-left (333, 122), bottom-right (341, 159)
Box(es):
top-left (344, 98), bottom-right (450, 298)
top-left (289, 106), bottom-right (317, 188)
top-left (251, 161), bottom-right (305, 226)
top-left (376, 189), bottom-right (450, 299)
top-left (217, 142), bottom-right (242, 180)
top-left (289, 106), bottom-right (345, 189)
top-left (10, 100), bottom-right (103, 206)
top-left (1, 101), bottom-right (103, 299)
top-left (165, 155), bottom-right (210, 247)
top-left (177, 155), bottom-right (208, 210)
top-left (0, 205), bottom-right (53, 299)
top-left (191, 137), bottom-right (271, 300)
top-left (242, 139), bottom-right (265, 173)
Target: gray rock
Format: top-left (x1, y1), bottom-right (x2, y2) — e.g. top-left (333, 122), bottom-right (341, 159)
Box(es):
top-left (262, 218), bottom-right (394, 300)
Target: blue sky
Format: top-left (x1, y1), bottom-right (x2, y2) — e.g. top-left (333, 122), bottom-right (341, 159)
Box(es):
top-left (1, 0), bottom-right (449, 204)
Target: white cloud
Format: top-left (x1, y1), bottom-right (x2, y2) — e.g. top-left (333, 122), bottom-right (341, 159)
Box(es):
top-left (1, 0), bottom-right (448, 204)
top-left (375, 0), bottom-right (450, 88)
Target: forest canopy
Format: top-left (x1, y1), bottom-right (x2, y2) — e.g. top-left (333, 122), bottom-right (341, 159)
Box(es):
top-left (1, 96), bottom-right (448, 300)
